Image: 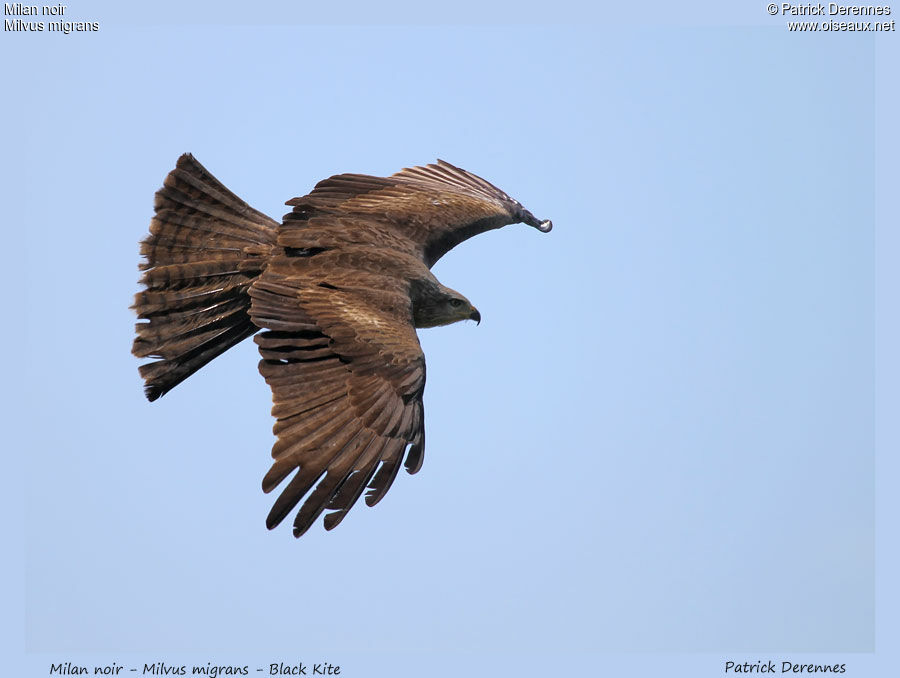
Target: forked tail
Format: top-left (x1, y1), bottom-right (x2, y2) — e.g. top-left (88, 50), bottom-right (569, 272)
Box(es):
top-left (132, 154), bottom-right (278, 401)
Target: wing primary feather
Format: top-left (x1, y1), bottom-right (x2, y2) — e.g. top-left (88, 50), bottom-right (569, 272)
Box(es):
top-left (291, 431), bottom-right (377, 537)
top-left (403, 417), bottom-right (425, 474)
top-left (264, 419), bottom-right (364, 519)
top-left (364, 439), bottom-right (408, 507)
top-left (322, 436), bottom-right (393, 530)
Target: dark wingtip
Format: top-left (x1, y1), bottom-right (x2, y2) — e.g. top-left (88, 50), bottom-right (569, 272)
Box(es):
top-left (519, 208), bottom-right (553, 233)
top-left (404, 439), bottom-right (425, 475)
top-left (144, 384), bottom-right (163, 402)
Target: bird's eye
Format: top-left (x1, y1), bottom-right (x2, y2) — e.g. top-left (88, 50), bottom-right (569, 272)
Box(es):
top-left (449, 299), bottom-right (463, 308)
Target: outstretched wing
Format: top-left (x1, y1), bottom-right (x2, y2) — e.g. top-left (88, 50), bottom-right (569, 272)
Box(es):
top-left (283, 159), bottom-right (551, 268)
top-left (248, 266), bottom-right (426, 537)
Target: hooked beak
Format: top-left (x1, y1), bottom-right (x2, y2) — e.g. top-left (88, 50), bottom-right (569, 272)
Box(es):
top-left (469, 307), bottom-right (481, 325)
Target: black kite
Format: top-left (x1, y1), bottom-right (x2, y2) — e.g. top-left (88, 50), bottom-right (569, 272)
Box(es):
top-left (132, 154), bottom-right (551, 537)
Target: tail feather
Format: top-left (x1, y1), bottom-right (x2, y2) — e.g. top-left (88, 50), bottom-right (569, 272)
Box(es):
top-left (132, 153), bottom-right (278, 401)
top-left (134, 309), bottom-right (251, 359)
top-left (140, 260), bottom-right (249, 289)
top-left (137, 323), bottom-right (257, 402)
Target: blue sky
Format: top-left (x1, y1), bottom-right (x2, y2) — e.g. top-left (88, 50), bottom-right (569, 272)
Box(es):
top-left (5, 2), bottom-right (897, 677)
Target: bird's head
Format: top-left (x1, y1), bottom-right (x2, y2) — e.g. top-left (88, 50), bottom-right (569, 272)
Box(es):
top-left (413, 285), bottom-right (480, 328)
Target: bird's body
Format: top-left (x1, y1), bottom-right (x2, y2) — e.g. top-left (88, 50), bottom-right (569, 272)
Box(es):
top-left (132, 154), bottom-right (550, 537)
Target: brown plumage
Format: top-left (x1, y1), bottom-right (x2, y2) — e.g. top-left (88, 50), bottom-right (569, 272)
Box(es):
top-left (132, 153), bottom-right (551, 537)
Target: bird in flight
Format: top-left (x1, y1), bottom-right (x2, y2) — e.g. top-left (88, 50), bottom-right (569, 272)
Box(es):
top-left (132, 154), bottom-right (552, 537)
